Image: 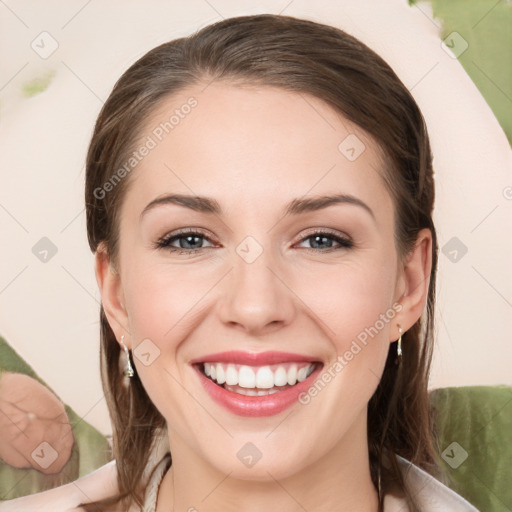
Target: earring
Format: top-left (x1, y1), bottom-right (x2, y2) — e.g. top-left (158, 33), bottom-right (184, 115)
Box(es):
top-left (121, 335), bottom-right (134, 378)
top-left (396, 326), bottom-right (403, 362)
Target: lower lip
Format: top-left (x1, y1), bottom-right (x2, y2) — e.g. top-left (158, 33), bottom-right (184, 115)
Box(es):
top-left (193, 363), bottom-right (323, 417)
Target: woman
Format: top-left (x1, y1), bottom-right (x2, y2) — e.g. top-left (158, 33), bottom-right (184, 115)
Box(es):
top-left (0, 13), bottom-right (480, 512)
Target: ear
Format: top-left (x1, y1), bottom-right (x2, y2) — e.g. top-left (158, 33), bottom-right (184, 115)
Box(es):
top-left (392, 228), bottom-right (433, 341)
top-left (94, 243), bottom-right (131, 348)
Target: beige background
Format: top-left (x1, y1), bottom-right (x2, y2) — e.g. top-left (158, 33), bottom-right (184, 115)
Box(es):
top-left (1, 0), bottom-right (511, 436)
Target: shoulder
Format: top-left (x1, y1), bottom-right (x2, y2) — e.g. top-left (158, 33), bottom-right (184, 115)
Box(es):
top-left (0, 443), bottom-right (171, 512)
top-left (385, 456), bottom-right (481, 512)
top-left (0, 460), bottom-right (118, 512)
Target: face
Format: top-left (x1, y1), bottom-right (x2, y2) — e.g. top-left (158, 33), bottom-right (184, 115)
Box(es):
top-left (98, 81), bottom-right (421, 481)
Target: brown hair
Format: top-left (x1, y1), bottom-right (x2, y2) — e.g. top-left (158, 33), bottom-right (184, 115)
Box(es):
top-left (83, 13), bottom-right (439, 511)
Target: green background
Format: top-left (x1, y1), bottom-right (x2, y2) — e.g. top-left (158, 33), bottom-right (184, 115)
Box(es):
top-left (410, 0), bottom-right (512, 145)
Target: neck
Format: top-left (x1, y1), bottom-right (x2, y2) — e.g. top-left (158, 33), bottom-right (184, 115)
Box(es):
top-left (157, 412), bottom-right (379, 512)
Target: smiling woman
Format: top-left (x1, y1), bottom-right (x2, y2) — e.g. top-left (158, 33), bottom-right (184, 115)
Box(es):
top-left (0, 12), bottom-right (480, 512)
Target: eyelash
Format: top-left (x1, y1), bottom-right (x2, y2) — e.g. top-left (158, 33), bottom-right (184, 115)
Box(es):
top-left (154, 228), bottom-right (354, 255)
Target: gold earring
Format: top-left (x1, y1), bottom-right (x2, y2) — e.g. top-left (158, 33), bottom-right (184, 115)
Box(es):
top-left (396, 326), bottom-right (403, 361)
top-left (121, 335), bottom-right (134, 378)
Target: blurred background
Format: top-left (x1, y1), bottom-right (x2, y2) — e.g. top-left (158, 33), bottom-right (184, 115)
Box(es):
top-left (0, 0), bottom-right (511, 437)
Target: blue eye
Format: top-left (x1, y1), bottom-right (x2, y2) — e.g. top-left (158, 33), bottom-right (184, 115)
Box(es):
top-left (154, 230), bottom-right (215, 255)
top-left (154, 229), bottom-right (353, 255)
top-left (297, 231), bottom-right (353, 252)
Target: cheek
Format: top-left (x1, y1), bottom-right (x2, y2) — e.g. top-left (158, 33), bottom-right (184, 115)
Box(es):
top-left (122, 262), bottom-right (199, 418)
top-left (123, 259), bottom-right (208, 343)
top-left (292, 256), bottom-right (397, 344)
top-left (285, 260), bottom-right (397, 449)
top-left (292, 256), bottom-right (397, 406)
top-left (120, 258), bottom-right (222, 410)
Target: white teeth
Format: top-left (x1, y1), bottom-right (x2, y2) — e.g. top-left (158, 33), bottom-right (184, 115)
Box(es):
top-left (255, 366), bottom-right (274, 389)
top-left (297, 366), bottom-right (308, 382)
top-left (287, 365), bottom-right (297, 385)
top-left (274, 366), bottom-right (288, 386)
top-left (224, 385), bottom-right (281, 396)
top-left (239, 366), bottom-right (256, 388)
top-left (225, 365), bottom-right (238, 386)
top-left (202, 362), bottom-right (316, 389)
top-left (215, 364), bottom-right (226, 385)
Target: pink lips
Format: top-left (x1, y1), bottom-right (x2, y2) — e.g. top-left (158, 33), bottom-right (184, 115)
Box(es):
top-left (190, 350), bottom-right (317, 366)
top-left (190, 351), bottom-right (323, 417)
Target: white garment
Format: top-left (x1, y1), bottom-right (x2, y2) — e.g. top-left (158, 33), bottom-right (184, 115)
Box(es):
top-left (0, 453), bottom-right (480, 512)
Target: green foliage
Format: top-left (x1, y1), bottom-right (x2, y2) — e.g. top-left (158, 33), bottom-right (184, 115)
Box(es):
top-left (411, 0), bottom-right (512, 145)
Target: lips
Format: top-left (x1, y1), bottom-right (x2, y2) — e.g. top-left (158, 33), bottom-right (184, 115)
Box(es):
top-left (190, 351), bottom-right (323, 417)
top-left (189, 350), bottom-right (318, 366)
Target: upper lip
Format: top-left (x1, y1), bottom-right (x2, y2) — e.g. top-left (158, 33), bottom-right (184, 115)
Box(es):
top-left (190, 351), bottom-right (320, 366)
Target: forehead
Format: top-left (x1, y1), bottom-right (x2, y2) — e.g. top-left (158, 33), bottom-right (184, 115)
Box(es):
top-left (123, 81), bottom-right (390, 219)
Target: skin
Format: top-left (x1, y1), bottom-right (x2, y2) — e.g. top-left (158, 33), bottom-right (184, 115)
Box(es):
top-left (95, 82), bottom-right (432, 512)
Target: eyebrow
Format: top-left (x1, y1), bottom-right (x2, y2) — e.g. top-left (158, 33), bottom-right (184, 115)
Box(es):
top-left (140, 193), bottom-right (375, 221)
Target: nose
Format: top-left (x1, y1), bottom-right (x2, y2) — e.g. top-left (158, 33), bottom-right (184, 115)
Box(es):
top-left (217, 241), bottom-right (295, 336)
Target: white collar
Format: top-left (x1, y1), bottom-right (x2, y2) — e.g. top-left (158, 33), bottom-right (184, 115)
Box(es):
top-left (382, 455), bottom-right (480, 511)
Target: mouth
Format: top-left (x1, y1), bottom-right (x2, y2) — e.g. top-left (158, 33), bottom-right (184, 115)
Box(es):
top-left (194, 361), bottom-right (320, 396)
top-left (190, 352), bottom-right (324, 417)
